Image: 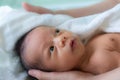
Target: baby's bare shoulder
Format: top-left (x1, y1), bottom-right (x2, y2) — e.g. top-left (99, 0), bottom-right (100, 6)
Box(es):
top-left (86, 33), bottom-right (120, 74)
top-left (87, 33), bottom-right (120, 51)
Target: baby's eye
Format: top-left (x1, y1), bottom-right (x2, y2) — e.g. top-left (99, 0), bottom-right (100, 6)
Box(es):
top-left (55, 29), bottom-right (60, 34)
top-left (50, 46), bottom-right (54, 53)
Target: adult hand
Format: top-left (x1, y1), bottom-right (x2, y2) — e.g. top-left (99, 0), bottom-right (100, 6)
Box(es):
top-left (22, 2), bottom-right (54, 14)
top-left (28, 69), bottom-right (94, 80)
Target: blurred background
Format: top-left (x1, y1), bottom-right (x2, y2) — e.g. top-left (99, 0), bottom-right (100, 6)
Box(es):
top-left (0, 0), bottom-right (102, 9)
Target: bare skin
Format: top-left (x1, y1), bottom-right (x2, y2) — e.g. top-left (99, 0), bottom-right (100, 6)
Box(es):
top-left (28, 67), bottom-right (120, 80)
top-left (22, 0), bottom-right (119, 18)
top-left (82, 33), bottom-right (120, 74)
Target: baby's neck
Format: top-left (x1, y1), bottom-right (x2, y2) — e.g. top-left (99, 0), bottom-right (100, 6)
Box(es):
top-left (74, 46), bottom-right (94, 72)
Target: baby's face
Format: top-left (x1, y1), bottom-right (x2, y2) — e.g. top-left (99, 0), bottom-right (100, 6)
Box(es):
top-left (23, 26), bottom-right (85, 71)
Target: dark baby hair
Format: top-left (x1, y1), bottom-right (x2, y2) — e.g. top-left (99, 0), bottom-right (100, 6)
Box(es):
top-left (14, 30), bottom-right (31, 71)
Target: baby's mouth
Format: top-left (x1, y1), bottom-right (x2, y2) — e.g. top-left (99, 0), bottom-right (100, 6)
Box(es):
top-left (70, 38), bottom-right (76, 50)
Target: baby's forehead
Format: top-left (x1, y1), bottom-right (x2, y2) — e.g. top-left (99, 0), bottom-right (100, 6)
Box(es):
top-left (33, 26), bottom-right (56, 33)
top-left (24, 26), bottom-right (55, 51)
top-left (22, 27), bottom-right (48, 59)
top-left (26, 26), bottom-right (51, 36)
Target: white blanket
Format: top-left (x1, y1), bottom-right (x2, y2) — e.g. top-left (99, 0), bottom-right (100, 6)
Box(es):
top-left (0, 4), bottom-right (120, 80)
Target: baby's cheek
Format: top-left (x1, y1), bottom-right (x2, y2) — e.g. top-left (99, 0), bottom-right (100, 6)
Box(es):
top-left (59, 58), bottom-right (76, 71)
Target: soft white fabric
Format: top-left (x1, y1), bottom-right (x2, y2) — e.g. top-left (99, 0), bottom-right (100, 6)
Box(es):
top-left (0, 4), bottom-right (120, 80)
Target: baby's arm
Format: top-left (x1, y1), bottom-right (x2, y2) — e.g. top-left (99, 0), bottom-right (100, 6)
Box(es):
top-left (23, 0), bottom-right (119, 17)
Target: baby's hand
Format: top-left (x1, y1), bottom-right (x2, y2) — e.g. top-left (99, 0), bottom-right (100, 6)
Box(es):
top-left (22, 2), bottom-right (54, 14)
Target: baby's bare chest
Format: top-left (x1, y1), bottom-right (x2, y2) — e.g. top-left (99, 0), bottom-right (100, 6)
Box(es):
top-left (88, 33), bottom-right (120, 53)
top-left (86, 33), bottom-right (120, 74)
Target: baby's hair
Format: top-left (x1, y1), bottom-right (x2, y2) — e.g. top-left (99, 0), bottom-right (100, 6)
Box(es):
top-left (14, 29), bottom-right (32, 71)
top-left (14, 26), bottom-right (53, 72)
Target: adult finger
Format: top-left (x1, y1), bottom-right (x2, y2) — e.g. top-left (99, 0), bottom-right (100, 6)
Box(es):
top-left (28, 70), bottom-right (59, 80)
top-left (22, 2), bottom-right (53, 14)
top-left (22, 2), bottom-right (38, 12)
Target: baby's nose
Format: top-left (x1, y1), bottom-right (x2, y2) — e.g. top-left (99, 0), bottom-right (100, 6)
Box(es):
top-left (54, 36), bottom-right (66, 47)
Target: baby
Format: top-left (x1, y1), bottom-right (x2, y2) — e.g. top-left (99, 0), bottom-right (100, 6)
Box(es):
top-left (15, 25), bottom-right (120, 75)
top-left (15, 25), bottom-right (85, 72)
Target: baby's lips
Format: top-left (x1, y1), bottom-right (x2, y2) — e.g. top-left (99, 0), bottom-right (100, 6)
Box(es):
top-left (70, 38), bottom-right (76, 50)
